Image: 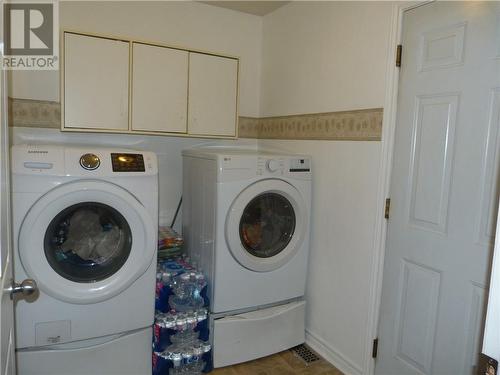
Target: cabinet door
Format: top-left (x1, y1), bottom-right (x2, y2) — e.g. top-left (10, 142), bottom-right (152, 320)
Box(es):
top-left (132, 43), bottom-right (188, 133)
top-left (63, 33), bottom-right (129, 131)
top-left (188, 53), bottom-right (238, 137)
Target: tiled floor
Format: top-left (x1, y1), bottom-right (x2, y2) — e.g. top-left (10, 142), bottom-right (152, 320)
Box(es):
top-left (212, 349), bottom-right (344, 375)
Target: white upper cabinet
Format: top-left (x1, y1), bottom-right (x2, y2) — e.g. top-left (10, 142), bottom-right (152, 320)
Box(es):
top-left (62, 31), bottom-right (239, 138)
top-left (188, 53), bottom-right (238, 137)
top-left (132, 43), bottom-right (188, 133)
top-left (63, 33), bottom-right (129, 130)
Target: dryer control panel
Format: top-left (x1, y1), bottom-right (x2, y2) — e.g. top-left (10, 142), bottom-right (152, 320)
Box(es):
top-left (185, 149), bottom-right (312, 182)
top-left (256, 156), bottom-right (311, 179)
top-left (257, 157), bottom-right (285, 175)
top-left (289, 158), bottom-right (311, 173)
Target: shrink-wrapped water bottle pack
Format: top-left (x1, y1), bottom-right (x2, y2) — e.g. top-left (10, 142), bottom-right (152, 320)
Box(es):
top-left (153, 256), bottom-right (212, 375)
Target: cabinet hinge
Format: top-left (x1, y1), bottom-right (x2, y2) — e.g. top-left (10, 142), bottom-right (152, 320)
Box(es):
top-left (396, 44), bottom-right (402, 67)
top-left (372, 338), bottom-right (379, 359)
top-left (384, 198), bottom-right (391, 220)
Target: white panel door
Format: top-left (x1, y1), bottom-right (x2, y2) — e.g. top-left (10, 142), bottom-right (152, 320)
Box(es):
top-left (483, 200), bottom-right (500, 365)
top-left (0, 12), bottom-right (15, 374)
top-left (132, 43), bottom-right (188, 133)
top-left (188, 52), bottom-right (238, 137)
top-left (64, 33), bottom-right (129, 130)
top-left (376, 3), bottom-right (500, 374)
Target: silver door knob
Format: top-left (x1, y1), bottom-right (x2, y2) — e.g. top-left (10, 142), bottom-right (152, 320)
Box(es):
top-left (9, 279), bottom-right (38, 300)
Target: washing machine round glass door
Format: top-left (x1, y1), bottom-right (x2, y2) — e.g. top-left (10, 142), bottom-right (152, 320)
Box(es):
top-left (43, 202), bottom-right (131, 283)
top-left (225, 179), bottom-right (308, 272)
top-left (18, 180), bottom-right (156, 304)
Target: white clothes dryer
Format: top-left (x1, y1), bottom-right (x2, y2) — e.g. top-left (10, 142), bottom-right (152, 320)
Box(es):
top-left (11, 145), bottom-right (158, 375)
top-left (183, 148), bottom-right (311, 313)
top-left (182, 148), bottom-right (311, 367)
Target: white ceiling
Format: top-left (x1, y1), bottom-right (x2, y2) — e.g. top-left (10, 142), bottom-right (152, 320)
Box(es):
top-left (199, 1), bottom-right (290, 16)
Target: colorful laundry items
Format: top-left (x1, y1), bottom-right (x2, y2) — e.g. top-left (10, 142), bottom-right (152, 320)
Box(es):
top-left (158, 227), bottom-right (184, 259)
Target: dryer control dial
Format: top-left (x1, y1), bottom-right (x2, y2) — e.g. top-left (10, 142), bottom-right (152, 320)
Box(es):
top-left (79, 153), bottom-right (100, 170)
top-left (266, 159), bottom-right (280, 172)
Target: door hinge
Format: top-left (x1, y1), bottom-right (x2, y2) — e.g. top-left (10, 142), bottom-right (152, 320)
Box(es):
top-left (372, 338), bottom-right (379, 359)
top-left (396, 44), bottom-right (402, 67)
top-left (478, 353), bottom-right (498, 375)
top-left (384, 198), bottom-right (391, 219)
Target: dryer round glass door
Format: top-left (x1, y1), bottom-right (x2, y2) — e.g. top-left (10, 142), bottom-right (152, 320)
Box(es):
top-left (226, 179), bottom-right (308, 272)
top-left (18, 180), bottom-right (156, 304)
top-left (239, 193), bottom-right (296, 258)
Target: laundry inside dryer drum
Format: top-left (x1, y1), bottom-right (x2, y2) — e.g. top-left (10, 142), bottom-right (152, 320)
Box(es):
top-left (44, 202), bottom-right (132, 283)
top-left (239, 193), bottom-right (296, 258)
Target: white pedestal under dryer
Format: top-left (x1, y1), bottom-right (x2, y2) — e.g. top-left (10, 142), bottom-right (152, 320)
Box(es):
top-left (182, 147), bottom-right (312, 367)
top-left (11, 145), bottom-right (158, 375)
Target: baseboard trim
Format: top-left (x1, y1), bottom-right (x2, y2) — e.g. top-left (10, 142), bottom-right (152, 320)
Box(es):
top-left (305, 329), bottom-right (363, 375)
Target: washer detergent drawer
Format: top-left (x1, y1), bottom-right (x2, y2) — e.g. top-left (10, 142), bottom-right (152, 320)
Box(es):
top-left (213, 300), bottom-right (305, 368)
top-left (17, 327), bottom-right (152, 375)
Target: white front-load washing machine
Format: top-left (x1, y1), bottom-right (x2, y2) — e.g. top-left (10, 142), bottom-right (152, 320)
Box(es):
top-left (11, 145), bottom-right (158, 375)
top-left (182, 147), bottom-right (311, 367)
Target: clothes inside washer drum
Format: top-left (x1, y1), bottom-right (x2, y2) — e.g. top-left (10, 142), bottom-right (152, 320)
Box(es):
top-left (60, 209), bottom-right (123, 262)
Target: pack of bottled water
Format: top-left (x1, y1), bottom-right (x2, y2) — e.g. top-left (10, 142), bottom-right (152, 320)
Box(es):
top-left (153, 339), bottom-right (212, 375)
top-left (153, 256), bottom-right (212, 374)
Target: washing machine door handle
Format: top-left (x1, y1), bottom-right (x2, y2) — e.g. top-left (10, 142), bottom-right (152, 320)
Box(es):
top-left (8, 278), bottom-right (38, 301)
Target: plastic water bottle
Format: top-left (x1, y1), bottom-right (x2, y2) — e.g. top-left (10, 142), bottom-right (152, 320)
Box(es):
top-left (169, 272), bottom-right (206, 312)
top-left (170, 351), bottom-right (183, 375)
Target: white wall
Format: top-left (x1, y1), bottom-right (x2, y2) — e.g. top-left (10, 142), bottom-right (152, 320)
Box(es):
top-left (9, 1), bottom-right (263, 117)
top-left (260, 1), bottom-right (391, 116)
top-left (259, 2), bottom-right (393, 374)
top-left (259, 139), bottom-right (381, 372)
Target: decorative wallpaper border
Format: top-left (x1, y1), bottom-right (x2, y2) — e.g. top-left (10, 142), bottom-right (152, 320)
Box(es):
top-left (8, 97), bottom-right (60, 128)
top-left (239, 108), bottom-right (383, 141)
top-left (8, 98), bottom-right (382, 141)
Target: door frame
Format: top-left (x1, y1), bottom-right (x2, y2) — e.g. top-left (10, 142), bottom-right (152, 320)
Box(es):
top-left (363, 2), bottom-right (434, 374)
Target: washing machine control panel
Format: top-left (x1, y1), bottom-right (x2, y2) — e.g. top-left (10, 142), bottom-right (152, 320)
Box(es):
top-left (12, 145), bottom-right (158, 177)
top-left (111, 153), bottom-right (146, 172)
top-left (79, 153), bottom-right (101, 170)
